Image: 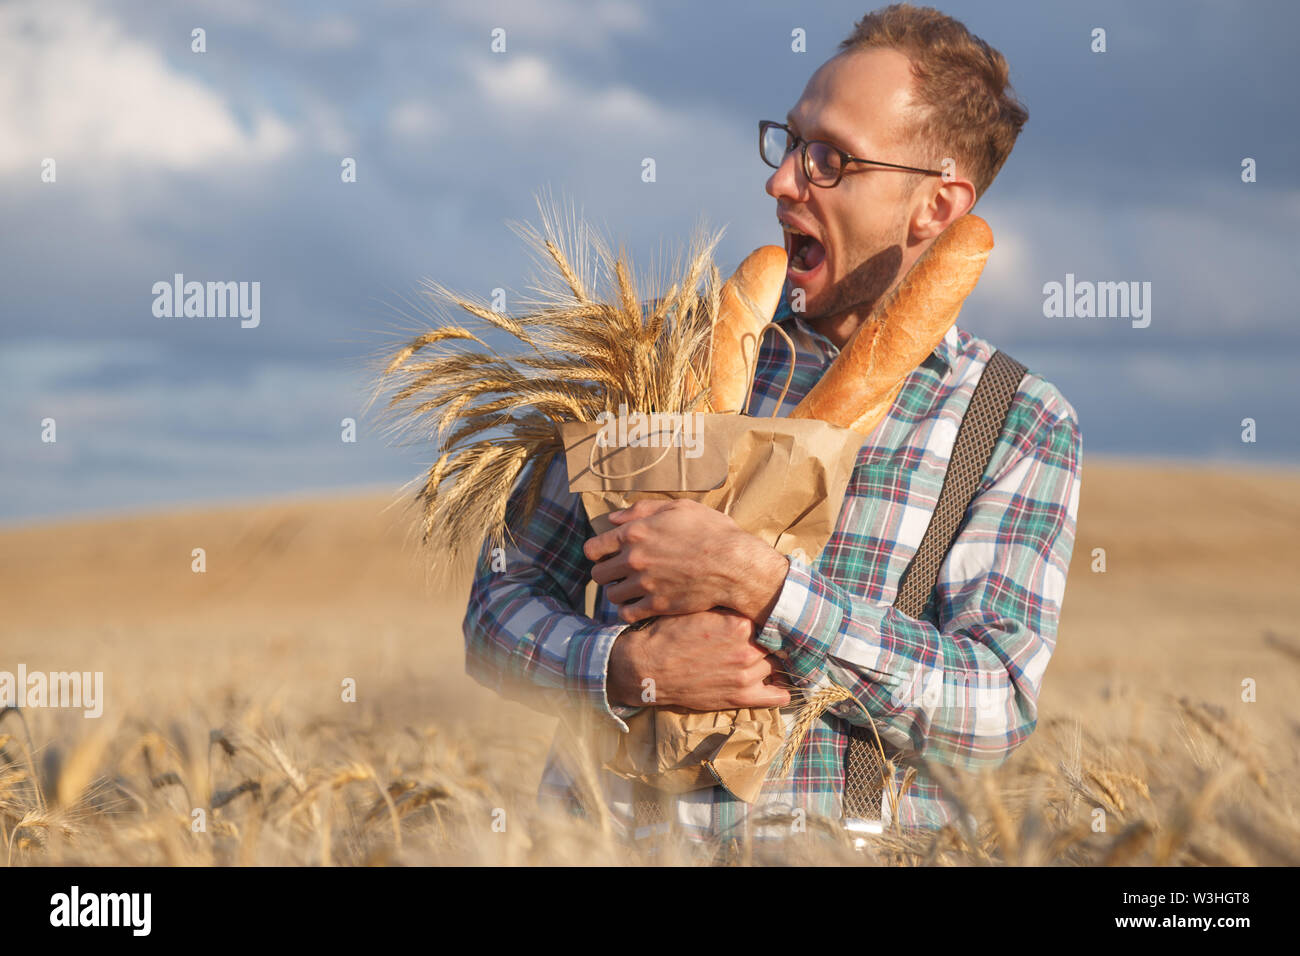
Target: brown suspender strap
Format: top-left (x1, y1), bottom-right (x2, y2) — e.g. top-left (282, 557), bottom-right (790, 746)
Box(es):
top-left (843, 349), bottom-right (1028, 822)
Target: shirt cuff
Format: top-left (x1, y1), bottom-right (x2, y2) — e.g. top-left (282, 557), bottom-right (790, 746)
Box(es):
top-left (570, 621), bottom-right (640, 733)
top-left (758, 562), bottom-right (829, 650)
top-left (612, 703), bottom-right (645, 722)
top-left (756, 561), bottom-right (889, 685)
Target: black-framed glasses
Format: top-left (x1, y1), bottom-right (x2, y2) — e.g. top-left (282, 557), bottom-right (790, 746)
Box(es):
top-left (759, 120), bottom-right (944, 188)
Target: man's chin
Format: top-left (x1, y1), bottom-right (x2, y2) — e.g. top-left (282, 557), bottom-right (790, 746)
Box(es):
top-left (788, 277), bottom-right (831, 320)
top-left (792, 285), bottom-right (842, 324)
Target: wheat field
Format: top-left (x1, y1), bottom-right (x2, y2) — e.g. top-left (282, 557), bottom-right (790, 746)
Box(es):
top-left (1, 458), bottom-right (1297, 866)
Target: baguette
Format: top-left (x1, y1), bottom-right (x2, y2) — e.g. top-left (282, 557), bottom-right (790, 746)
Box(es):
top-left (705, 245), bottom-right (789, 413)
top-left (789, 214), bottom-right (993, 435)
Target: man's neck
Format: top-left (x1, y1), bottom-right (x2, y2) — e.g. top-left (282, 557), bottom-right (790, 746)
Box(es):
top-left (807, 311), bottom-right (868, 351)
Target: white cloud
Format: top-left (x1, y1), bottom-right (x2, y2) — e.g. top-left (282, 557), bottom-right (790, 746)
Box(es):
top-left (0, 0), bottom-right (295, 176)
top-left (470, 53), bottom-right (684, 135)
top-left (590, 86), bottom-right (667, 125)
top-left (475, 54), bottom-right (556, 107)
top-left (173, 0), bottom-right (360, 51)
top-left (0, 342), bottom-right (392, 522)
top-left (388, 99), bottom-right (446, 144)
top-left (302, 95), bottom-right (355, 155)
top-left (303, 15), bottom-right (360, 50)
top-left (432, 0), bottom-right (651, 54)
top-left (976, 222), bottom-right (1030, 311)
top-left (966, 189), bottom-right (1296, 342)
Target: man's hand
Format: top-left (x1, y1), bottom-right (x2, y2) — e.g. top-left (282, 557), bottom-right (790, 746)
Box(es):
top-left (607, 608), bottom-right (792, 711)
top-left (584, 499), bottom-right (790, 625)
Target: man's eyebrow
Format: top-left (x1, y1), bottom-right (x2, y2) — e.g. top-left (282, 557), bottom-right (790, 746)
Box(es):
top-left (785, 111), bottom-right (862, 153)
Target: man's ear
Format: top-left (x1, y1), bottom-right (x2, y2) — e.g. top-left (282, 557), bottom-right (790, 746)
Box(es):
top-left (909, 174), bottom-right (977, 242)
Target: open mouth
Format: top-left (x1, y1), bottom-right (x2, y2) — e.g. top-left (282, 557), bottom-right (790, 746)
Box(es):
top-left (784, 227), bottom-right (827, 276)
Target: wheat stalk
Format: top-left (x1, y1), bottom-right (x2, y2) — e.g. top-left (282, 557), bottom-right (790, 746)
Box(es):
top-left (368, 190), bottom-right (724, 575)
top-left (1177, 696), bottom-right (1269, 792)
top-left (771, 684), bottom-right (852, 780)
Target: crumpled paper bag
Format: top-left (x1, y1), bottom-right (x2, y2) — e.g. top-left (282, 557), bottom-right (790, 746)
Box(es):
top-left (559, 411), bottom-right (865, 802)
top-left (605, 705), bottom-right (782, 802)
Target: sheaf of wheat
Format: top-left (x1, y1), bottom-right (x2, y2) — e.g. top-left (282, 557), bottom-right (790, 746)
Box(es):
top-left (367, 190), bottom-right (728, 571)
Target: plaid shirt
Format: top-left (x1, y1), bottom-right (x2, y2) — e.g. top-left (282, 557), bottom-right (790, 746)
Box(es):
top-left (463, 281), bottom-right (1083, 841)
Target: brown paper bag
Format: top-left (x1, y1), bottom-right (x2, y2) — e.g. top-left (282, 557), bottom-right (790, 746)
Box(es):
top-left (558, 410), bottom-right (865, 802)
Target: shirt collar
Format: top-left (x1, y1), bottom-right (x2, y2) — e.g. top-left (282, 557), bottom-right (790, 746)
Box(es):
top-left (771, 280), bottom-right (957, 372)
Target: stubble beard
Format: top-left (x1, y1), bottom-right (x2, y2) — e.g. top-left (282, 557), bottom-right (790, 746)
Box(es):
top-left (803, 210), bottom-right (911, 330)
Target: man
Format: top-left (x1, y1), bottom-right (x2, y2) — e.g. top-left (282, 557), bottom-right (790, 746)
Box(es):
top-left (463, 4), bottom-right (1081, 842)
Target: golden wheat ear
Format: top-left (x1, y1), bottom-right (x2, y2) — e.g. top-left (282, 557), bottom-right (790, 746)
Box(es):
top-left (366, 190), bottom-right (726, 578)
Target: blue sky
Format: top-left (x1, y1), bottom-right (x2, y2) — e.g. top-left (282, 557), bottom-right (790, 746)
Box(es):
top-left (2, 0), bottom-right (1297, 523)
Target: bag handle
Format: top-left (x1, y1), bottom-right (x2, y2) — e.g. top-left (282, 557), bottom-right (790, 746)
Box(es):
top-left (740, 321), bottom-right (797, 416)
top-left (586, 416), bottom-right (684, 480)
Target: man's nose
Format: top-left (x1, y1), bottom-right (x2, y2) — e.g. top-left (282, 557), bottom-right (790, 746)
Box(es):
top-left (765, 150), bottom-right (806, 201)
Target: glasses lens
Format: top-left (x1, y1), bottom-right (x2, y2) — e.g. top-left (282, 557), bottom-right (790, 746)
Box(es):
top-left (761, 125), bottom-right (794, 168)
top-left (805, 142), bottom-right (843, 185)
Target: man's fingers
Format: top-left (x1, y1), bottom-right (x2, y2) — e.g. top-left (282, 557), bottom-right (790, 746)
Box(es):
top-left (604, 575), bottom-right (646, 607)
top-left (742, 656), bottom-right (777, 684)
top-left (618, 599), bottom-right (654, 624)
top-left (603, 574), bottom-right (634, 606)
top-left (589, 554), bottom-right (630, 586)
top-left (608, 499), bottom-right (675, 524)
top-left (732, 684), bottom-right (792, 709)
top-left (582, 527), bottom-right (623, 562)
top-left (756, 685), bottom-right (793, 707)
top-left (727, 658), bottom-right (792, 708)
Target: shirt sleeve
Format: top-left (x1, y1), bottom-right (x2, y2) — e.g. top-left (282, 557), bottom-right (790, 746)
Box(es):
top-left (755, 398), bottom-right (1083, 771)
top-left (461, 451), bottom-right (636, 732)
